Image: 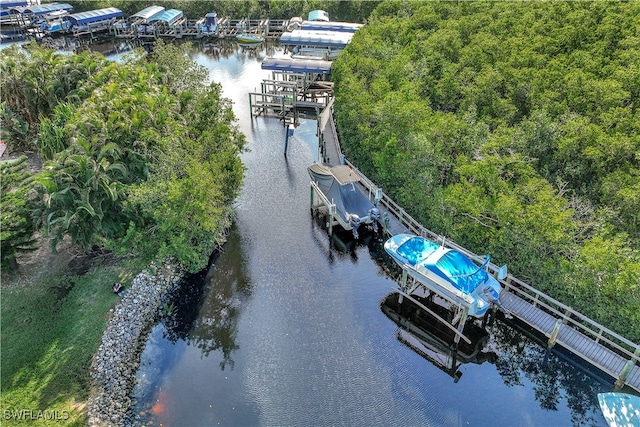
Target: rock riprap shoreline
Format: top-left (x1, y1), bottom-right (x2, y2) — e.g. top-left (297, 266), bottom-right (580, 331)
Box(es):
top-left (87, 260), bottom-right (184, 426)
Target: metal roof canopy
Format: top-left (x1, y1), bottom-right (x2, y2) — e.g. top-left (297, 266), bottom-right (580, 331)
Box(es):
top-left (10, 2), bottom-right (72, 15)
top-left (130, 5), bottom-right (164, 21)
top-left (147, 9), bottom-right (183, 25)
top-left (1, 0), bottom-right (27, 9)
top-left (280, 30), bottom-right (353, 48)
top-left (308, 10), bottom-right (329, 22)
top-left (261, 57), bottom-right (332, 74)
top-left (63, 7), bottom-right (122, 25)
top-left (301, 21), bottom-right (363, 33)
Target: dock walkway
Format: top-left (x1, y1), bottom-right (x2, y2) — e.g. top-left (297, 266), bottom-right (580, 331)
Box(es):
top-left (319, 115), bottom-right (640, 392)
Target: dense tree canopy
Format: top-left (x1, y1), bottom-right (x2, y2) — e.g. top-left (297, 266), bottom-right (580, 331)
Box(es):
top-left (333, 1), bottom-right (640, 340)
top-left (0, 42), bottom-right (245, 273)
top-left (68, 0), bottom-right (379, 23)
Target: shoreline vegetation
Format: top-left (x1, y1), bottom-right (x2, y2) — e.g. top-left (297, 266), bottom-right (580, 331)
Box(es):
top-left (332, 1), bottom-right (640, 342)
top-left (1, 39), bottom-right (244, 424)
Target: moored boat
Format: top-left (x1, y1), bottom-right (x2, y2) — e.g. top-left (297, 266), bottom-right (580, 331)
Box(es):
top-left (308, 163), bottom-right (381, 238)
top-left (597, 392), bottom-right (640, 427)
top-left (236, 33), bottom-right (263, 44)
top-left (384, 234), bottom-right (505, 318)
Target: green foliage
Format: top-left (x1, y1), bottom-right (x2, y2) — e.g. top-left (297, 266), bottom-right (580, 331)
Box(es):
top-left (0, 45), bottom-right (110, 152)
top-left (0, 104), bottom-right (32, 152)
top-left (67, 0), bottom-right (378, 21)
top-left (0, 156), bottom-right (37, 273)
top-left (1, 41), bottom-right (246, 273)
top-left (334, 1), bottom-right (640, 341)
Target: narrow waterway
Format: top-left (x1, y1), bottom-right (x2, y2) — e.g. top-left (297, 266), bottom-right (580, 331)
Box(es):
top-left (130, 42), bottom-right (612, 426)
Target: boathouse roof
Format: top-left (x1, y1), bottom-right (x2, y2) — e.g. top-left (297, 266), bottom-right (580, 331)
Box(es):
top-left (279, 30), bottom-right (353, 49)
top-left (147, 8), bottom-right (183, 25)
top-left (261, 57), bottom-right (332, 74)
top-left (1, 0), bottom-right (27, 9)
top-left (63, 7), bottom-right (122, 25)
top-left (308, 10), bottom-right (329, 22)
top-left (130, 5), bottom-right (164, 21)
top-left (10, 2), bottom-right (72, 16)
top-left (301, 21), bottom-right (363, 33)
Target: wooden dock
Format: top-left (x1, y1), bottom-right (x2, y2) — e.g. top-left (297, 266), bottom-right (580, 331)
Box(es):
top-left (318, 115), bottom-right (640, 392)
top-left (113, 17), bottom-right (289, 41)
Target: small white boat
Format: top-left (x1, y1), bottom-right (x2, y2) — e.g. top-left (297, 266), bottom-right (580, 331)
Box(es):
top-left (598, 392), bottom-right (640, 427)
top-left (236, 33), bottom-right (263, 44)
top-left (384, 234), bottom-right (505, 318)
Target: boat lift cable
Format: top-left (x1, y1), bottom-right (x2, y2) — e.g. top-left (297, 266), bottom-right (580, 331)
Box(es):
top-left (395, 289), bottom-right (472, 345)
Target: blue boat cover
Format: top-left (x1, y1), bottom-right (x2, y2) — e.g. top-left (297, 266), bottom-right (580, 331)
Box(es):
top-left (397, 237), bottom-right (439, 265)
top-left (598, 392), bottom-right (640, 426)
top-left (261, 57), bottom-right (332, 74)
top-left (397, 236), bottom-right (489, 294)
top-left (427, 250), bottom-right (489, 294)
top-left (64, 7), bottom-right (122, 25)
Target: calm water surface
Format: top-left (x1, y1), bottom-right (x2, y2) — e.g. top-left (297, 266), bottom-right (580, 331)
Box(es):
top-left (128, 42), bottom-right (613, 426)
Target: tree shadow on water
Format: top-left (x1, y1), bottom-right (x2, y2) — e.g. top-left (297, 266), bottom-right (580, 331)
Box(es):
top-left (489, 319), bottom-right (610, 426)
top-left (158, 225), bottom-right (252, 371)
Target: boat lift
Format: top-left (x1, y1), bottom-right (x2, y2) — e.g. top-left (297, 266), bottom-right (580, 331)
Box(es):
top-left (394, 255), bottom-right (508, 345)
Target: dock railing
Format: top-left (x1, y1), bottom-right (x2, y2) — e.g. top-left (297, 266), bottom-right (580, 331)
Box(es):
top-left (497, 273), bottom-right (640, 363)
top-left (331, 119), bottom-right (640, 388)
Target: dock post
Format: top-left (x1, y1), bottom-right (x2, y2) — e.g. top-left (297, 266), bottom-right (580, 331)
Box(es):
top-left (328, 203), bottom-right (336, 236)
top-left (547, 319), bottom-right (563, 349)
top-left (615, 347), bottom-right (640, 390)
top-left (284, 124), bottom-right (291, 156)
top-left (614, 360), bottom-right (635, 390)
top-left (310, 183), bottom-right (314, 211)
top-left (453, 308), bottom-right (469, 345)
top-left (401, 268), bottom-right (408, 291)
top-left (382, 212), bottom-right (390, 235)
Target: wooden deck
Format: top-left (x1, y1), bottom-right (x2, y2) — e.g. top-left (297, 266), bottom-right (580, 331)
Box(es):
top-left (319, 115), bottom-right (640, 392)
top-left (501, 291), bottom-right (640, 391)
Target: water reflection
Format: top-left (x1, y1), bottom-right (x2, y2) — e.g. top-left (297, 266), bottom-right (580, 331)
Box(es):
top-left (131, 225), bottom-right (256, 425)
top-left (159, 225), bottom-right (251, 369)
top-left (381, 292), bottom-right (497, 383)
top-left (488, 319), bottom-right (608, 426)
top-left (184, 225), bottom-right (251, 369)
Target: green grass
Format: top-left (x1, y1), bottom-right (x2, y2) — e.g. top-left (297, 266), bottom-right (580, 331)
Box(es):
top-left (1, 259), bottom-right (145, 426)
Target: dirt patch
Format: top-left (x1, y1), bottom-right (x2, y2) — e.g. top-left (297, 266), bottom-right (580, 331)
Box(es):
top-left (1, 234), bottom-right (79, 289)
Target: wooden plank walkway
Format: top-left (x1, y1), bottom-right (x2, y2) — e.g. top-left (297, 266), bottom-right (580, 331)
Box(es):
top-left (501, 292), bottom-right (640, 391)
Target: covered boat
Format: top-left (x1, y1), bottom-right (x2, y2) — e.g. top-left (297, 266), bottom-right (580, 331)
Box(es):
top-left (384, 234), bottom-right (505, 318)
top-left (308, 163), bottom-right (380, 238)
top-left (598, 392), bottom-right (640, 427)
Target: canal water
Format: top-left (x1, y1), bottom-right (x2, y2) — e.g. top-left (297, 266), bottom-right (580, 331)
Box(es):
top-left (126, 42), bottom-right (612, 426)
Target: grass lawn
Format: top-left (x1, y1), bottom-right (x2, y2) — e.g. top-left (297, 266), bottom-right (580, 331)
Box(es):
top-left (1, 251), bottom-right (144, 426)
